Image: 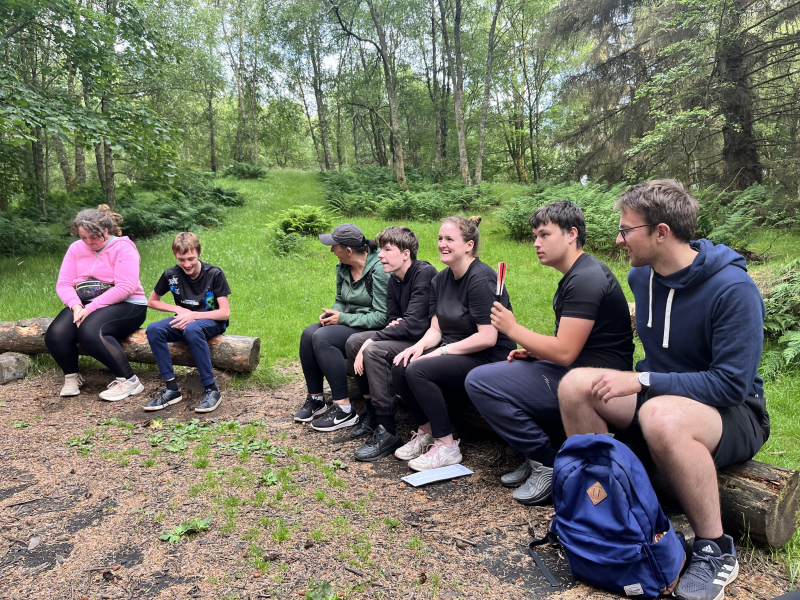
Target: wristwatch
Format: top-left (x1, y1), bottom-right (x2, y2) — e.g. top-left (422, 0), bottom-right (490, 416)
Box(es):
top-left (441, 345), bottom-right (449, 355)
top-left (638, 371), bottom-right (651, 392)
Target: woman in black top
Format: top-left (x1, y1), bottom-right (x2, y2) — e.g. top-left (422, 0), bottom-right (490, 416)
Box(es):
top-left (392, 216), bottom-right (515, 471)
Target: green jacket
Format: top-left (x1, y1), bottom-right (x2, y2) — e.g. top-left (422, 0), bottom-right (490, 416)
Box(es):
top-left (332, 249), bottom-right (389, 329)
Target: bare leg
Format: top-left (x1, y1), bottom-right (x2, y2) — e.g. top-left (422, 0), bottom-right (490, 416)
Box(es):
top-left (639, 396), bottom-right (724, 539)
top-left (558, 368), bottom-right (638, 436)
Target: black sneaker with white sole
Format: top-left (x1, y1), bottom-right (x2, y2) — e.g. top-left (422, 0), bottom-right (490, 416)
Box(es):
top-left (294, 395), bottom-right (327, 423)
top-left (195, 389), bottom-right (222, 413)
top-left (143, 389), bottom-right (183, 411)
top-left (311, 404), bottom-right (359, 432)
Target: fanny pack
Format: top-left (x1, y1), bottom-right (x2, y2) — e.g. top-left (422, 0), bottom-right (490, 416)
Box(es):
top-left (75, 279), bottom-right (115, 303)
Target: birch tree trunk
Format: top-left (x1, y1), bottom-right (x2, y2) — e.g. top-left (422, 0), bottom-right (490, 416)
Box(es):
top-left (474, 0), bottom-right (502, 185)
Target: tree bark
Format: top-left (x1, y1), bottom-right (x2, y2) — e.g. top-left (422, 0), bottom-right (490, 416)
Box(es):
top-left (52, 134), bottom-right (74, 192)
top-left (207, 83), bottom-right (218, 172)
top-left (31, 127), bottom-right (47, 217)
top-left (0, 318), bottom-right (261, 373)
top-left (438, 0), bottom-right (471, 185)
top-left (308, 32), bottom-right (335, 170)
top-left (298, 79), bottom-right (324, 171)
top-left (74, 135), bottom-right (86, 186)
top-left (474, 0), bottom-right (502, 185)
top-left (352, 112), bottom-right (360, 165)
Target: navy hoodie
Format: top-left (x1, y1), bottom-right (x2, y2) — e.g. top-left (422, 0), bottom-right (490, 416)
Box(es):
top-left (631, 239), bottom-right (765, 407)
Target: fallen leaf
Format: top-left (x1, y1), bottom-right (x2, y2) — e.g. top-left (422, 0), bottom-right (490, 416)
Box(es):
top-left (112, 565), bottom-right (121, 571)
top-left (150, 421), bottom-right (163, 429)
top-left (28, 536), bottom-right (41, 551)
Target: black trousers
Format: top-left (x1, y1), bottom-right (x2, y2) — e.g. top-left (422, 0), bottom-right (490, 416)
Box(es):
top-left (299, 323), bottom-right (366, 401)
top-left (392, 349), bottom-right (503, 438)
top-left (45, 304), bottom-right (147, 379)
top-left (346, 330), bottom-right (414, 419)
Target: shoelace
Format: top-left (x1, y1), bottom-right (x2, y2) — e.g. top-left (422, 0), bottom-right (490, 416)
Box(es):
top-left (684, 551), bottom-right (724, 581)
top-left (106, 379), bottom-right (123, 389)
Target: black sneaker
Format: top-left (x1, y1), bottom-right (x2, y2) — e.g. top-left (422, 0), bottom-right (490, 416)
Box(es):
top-left (350, 408), bottom-right (378, 438)
top-left (354, 425), bottom-right (402, 462)
top-left (673, 535), bottom-right (738, 600)
top-left (143, 389), bottom-right (183, 412)
top-left (294, 395), bottom-right (327, 423)
top-left (195, 389), bottom-right (222, 413)
top-left (311, 404), bottom-right (359, 432)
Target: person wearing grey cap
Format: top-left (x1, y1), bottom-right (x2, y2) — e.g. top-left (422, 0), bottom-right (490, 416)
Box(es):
top-left (294, 223), bottom-right (390, 432)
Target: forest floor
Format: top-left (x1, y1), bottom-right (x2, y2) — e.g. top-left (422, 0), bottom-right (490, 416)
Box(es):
top-left (0, 367), bottom-right (793, 600)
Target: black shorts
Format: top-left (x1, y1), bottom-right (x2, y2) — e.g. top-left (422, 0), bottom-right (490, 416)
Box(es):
top-left (614, 393), bottom-right (770, 469)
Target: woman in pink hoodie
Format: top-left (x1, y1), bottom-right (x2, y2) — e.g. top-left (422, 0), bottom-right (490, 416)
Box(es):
top-left (46, 205), bottom-right (148, 401)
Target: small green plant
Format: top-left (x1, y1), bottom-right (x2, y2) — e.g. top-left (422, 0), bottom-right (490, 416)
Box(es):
top-left (67, 433), bottom-right (94, 453)
top-left (193, 458), bottom-right (210, 469)
top-left (13, 421), bottom-right (30, 429)
top-left (384, 518), bottom-right (401, 530)
top-left (160, 516), bottom-right (213, 543)
top-left (223, 161), bottom-right (267, 179)
top-left (305, 580), bottom-right (336, 600)
top-left (259, 469), bottom-right (279, 487)
top-left (143, 458), bottom-right (156, 468)
top-left (271, 519), bottom-right (291, 543)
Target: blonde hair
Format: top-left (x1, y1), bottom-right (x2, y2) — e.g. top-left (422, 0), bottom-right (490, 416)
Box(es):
top-left (70, 204), bottom-right (123, 237)
top-left (172, 232), bottom-right (202, 255)
top-left (443, 215), bottom-right (481, 257)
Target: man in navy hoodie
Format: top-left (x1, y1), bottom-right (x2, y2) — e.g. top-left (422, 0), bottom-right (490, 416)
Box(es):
top-left (558, 180), bottom-right (769, 600)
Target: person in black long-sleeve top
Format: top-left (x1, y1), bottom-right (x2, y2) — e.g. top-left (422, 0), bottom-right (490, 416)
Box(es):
top-left (345, 226), bottom-right (437, 461)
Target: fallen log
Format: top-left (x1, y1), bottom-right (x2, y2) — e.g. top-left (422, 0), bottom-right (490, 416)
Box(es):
top-left (0, 318), bottom-right (260, 373)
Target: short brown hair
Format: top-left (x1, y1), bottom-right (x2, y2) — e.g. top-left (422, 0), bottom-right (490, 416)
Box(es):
top-left (615, 179), bottom-right (698, 243)
top-left (376, 226), bottom-right (419, 260)
top-left (172, 232), bottom-right (201, 256)
top-left (70, 204), bottom-right (123, 237)
top-left (443, 215), bottom-right (481, 257)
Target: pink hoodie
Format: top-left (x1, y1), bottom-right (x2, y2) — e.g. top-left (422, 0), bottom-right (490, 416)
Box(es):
top-left (56, 236), bottom-right (146, 313)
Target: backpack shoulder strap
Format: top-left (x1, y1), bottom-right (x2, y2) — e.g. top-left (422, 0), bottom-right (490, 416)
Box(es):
top-left (365, 269), bottom-right (374, 298)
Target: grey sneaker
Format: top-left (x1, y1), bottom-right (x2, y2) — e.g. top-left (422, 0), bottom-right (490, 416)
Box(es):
top-left (500, 459), bottom-right (533, 488)
top-left (512, 461), bottom-right (553, 506)
top-left (673, 536), bottom-right (738, 600)
top-left (60, 373), bottom-right (84, 397)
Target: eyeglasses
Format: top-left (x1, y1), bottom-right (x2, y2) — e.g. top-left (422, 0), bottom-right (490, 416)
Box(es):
top-left (618, 224), bottom-right (655, 241)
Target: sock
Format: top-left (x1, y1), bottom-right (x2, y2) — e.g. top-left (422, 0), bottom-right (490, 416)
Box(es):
top-left (376, 415), bottom-right (397, 435)
top-left (709, 534), bottom-right (732, 554)
top-left (311, 394), bottom-right (324, 402)
top-left (338, 403), bottom-right (352, 413)
top-left (364, 398), bottom-right (374, 412)
top-left (126, 375), bottom-right (137, 383)
top-left (165, 379), bottom-right (179, 392)
top-left (204, 383), bottom-right (219, 392)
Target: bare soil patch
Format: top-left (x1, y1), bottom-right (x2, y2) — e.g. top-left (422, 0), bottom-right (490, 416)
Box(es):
top-left (0, 367), bottom-right (791, 599)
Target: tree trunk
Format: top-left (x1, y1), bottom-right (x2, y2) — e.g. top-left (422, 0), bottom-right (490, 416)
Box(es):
top-left (52, 134), bottom-right (74, 192)
top-left (31, 127), bottom-right (47, 217)
top-left (365, 0), bottom-right (407, 190)
top-left (74, 135), bottom-right (86, 186)
top-left (0, 318), bottom-right (261, 373)
top-left (474, 0), bottom-right (502, 185)
top-left (309, 33), bottom-right (335, 171)
top-left (426, 0), bottom-right (443, 180)
top-left (103, 138), bottom-right (116, 208)
top-left (208, 84), bottom-right (218, 173)
top-left (352, 112), bottom-right (360, 165)
top-left (438, 0), bottom-right (471, 185)
top-left (718, 12), bottom-right (762, 190)
top-left (298, 79), bottom-right (324, 172)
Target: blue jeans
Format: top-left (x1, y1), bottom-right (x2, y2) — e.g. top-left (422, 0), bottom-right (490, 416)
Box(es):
top-left (146, 317), bottom-right (227, 386)
top-left (465, 359), bottom-right (570, 466)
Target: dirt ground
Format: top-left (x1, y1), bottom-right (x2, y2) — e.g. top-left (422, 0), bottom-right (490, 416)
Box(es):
top-left (0, 366), bottom-right (792, 600)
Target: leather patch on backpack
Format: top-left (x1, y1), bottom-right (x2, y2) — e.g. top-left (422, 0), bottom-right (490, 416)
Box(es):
top-left (587, 481), bottom-right (607, 505)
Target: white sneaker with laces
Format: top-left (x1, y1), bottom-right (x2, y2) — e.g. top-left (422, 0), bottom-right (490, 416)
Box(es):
top-left (60, 373), bottom-right (84, 397)
top-left (394, 430), bottom-right (434, 461)
top-left (407, 440), bottom-right (462, 471)
top-left (99, 376), bottom-right (144, 402)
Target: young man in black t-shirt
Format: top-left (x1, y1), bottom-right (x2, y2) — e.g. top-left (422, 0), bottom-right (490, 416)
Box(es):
top-left (465, 201), bottom-right (633, 505)
top-left (145, 232), bottom-right (231, 413)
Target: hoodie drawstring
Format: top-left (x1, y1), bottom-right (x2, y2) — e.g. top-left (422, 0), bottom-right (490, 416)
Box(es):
top-left (647, 267), bottom-right (674, 348)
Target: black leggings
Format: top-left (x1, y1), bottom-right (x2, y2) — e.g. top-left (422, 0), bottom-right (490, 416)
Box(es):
top-left (299, 323), bottom-right (366, 401)
top-left (392, 349), bottom-right (505, 438)
top-left (45, 304), bottom-right (147, 379)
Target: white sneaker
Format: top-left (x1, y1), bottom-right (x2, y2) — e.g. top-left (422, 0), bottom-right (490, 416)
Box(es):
top-left (394, 430), bottom-right (435, 461)
top-left (408, 440), bottom-right (463, 472)
top-left (60, 373), bottom-right (84, 397)
top-left (99, 376), bottom-right (144, 402)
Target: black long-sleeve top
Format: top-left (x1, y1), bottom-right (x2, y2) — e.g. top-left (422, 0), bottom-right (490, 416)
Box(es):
top-left (370, 260), bottom-right (437, 343)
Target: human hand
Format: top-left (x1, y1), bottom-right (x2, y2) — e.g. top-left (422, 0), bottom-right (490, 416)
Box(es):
top-left (414, 348), bottom-right (443, 361)
top-left (490, 301), bottom-right (517, 336)
top-left (170, 311), bottom-right (197, 330)
top-left (393, 344), bottom-right (425, 367)
top-left (507, 348), bottom-right (532, 361)
top-left (590, 371), bottom-right (642, 403)
top-left (72, 306), bottom-right (89, 328)
top-left (354, 339), bottom-right (372, 376)
top-left (386, 318), bottom-right (403, 328)
top-left (320, 308), bottom-right (339, 326)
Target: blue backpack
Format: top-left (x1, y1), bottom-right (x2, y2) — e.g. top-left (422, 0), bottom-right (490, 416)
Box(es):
top-left (537, 434), bottom-right (685, 598)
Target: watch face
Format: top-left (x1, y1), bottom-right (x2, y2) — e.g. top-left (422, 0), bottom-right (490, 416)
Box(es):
top-left (640, 372), bottom-right (650, 387)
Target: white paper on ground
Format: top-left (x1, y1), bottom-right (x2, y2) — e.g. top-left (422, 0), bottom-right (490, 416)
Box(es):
top-left (401, 464), bottom-right (474, 487)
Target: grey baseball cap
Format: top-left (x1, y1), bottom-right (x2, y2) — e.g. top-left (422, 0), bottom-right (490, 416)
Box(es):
top-left (319, 223), bottom-right (367, 248)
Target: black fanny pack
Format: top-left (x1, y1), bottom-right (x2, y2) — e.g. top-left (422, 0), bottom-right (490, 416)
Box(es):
top-left (75, 279), bottom-right (115, 303)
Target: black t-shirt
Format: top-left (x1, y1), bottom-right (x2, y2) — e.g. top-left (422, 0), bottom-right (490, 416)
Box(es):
top-left (154, 262), bottom-right (232, 325)
top-left (553, 253), bottom-right (633, 371)
top-left (429, 259), bottom-right (516, 358)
